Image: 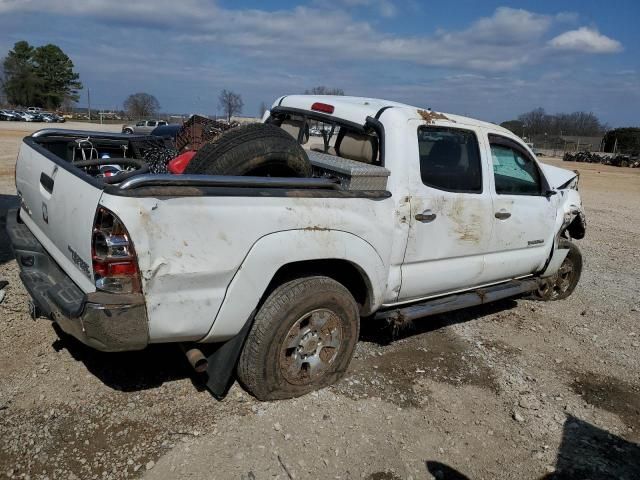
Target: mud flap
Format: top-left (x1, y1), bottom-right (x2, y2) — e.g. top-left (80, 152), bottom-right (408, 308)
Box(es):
top-left (204, 310), bottom-right (256, 399)
top-left (541, 247), bottom-right (570, 278)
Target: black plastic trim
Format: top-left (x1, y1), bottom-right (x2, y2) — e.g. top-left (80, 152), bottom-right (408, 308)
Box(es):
top-left (374, 106), bottom-right (394, 120)
top-left (365, 116), bottom-right (386, 166)
top-left (203, 311), bottom-right (256, 399)
top-left (104, 184), bottom-right (392, 199)
top-left (270, 106), bottom-right (367, 133)
top-left (39, 172), bottom-right (55, 193)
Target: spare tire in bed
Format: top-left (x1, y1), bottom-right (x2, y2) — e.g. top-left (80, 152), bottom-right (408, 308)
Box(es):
top-left (184, 123), bottom-right (312, 177)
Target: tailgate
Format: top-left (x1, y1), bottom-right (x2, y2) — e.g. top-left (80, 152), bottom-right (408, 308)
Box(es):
top-left (15, 138), bottom-right (102, 292)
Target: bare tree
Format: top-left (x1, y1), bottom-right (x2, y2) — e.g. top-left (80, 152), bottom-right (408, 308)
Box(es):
top-left (123, 92), bottom-right (160, 119)
top-left (515, 107), bottom-right (607, 137)
top-left (304, 86), bottom-right (345, 95)
top-left (259, 101), bottom-right (269, 118)
top-left (218, 89), bottom-right (243, 122)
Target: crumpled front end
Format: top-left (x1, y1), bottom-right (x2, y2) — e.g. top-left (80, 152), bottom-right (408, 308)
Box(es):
top-left (558, 179), bottom-right (586, 240)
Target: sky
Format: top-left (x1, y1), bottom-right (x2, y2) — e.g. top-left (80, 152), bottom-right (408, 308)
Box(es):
top-left (0, 0), bottom-right (638, 126)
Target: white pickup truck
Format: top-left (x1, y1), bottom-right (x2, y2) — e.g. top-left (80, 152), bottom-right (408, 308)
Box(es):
top-left (8, 95), bottom-right (586, 400)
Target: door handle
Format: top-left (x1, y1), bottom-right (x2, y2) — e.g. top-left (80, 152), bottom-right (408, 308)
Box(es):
top-left (415, 210), bottom-right (437, 223)
top-left (495, 209), bottom-right (511, 220)
top-left (40, 172), bottom-right (55, 194)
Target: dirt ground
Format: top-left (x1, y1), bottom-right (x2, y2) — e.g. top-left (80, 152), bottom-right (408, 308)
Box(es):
top-left (0, 122), bottom-right (639, 480)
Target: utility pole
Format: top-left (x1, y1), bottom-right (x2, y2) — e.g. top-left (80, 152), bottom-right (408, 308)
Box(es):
top-left (87, 88), bottom-right (92, 121)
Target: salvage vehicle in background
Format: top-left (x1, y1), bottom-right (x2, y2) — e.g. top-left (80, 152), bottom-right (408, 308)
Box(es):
top-left (8, 95), bottom-right (586, 401)
top-left (122, 119), bottom-right (168, 134)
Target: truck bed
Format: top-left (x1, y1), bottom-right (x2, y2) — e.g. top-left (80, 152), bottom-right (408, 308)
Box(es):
top-left (28, 129), bottom-right (391, 196)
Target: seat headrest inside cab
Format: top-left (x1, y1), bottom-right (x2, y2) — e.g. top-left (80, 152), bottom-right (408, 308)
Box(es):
top-left (338, 132), bottom-right (378, 164)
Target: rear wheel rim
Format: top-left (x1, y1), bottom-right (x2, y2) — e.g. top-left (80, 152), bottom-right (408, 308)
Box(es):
top-left (279, 308), bottom-right (343, 385)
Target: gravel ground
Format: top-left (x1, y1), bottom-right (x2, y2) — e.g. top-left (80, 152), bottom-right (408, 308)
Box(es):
top-left (0, 122), bottom-right (639, 480)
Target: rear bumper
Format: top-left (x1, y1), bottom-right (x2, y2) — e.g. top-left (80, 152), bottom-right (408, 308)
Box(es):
top-left (6, 208), bottom-right (149, 352)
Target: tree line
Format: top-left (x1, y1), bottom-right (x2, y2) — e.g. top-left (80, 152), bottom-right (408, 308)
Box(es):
top-left (501, 107), bottom-right (609, 138)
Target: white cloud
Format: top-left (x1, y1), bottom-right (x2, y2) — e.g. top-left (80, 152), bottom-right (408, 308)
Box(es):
top-left (328, 0), bottom-right (397, 17)
top-left (0, 2), bottom-right (621, 73)
top-left (549, 27), bottom-right (622, 53)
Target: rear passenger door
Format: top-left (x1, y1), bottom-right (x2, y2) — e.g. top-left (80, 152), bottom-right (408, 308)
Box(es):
top-left (482, 133), bottom-right (557, 281)
top-left (399, 123), bottom-right (494, 301)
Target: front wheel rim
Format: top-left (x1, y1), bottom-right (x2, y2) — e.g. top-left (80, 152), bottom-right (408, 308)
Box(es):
top-left (555, 256), bottom-right (575, 294)
top-left (538, 253), bottom-right (575, 298)
top-left (279, 308), bottom-right (343, 385)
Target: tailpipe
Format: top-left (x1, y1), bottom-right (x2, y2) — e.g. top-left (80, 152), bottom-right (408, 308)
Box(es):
top-left (181, 344), bottom-right (208, 373)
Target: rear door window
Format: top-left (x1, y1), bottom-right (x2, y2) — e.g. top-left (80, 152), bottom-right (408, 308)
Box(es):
top-left (418, 126), bottom-right (482, 193)
top-left (147, 120), bottom-right (157, 127)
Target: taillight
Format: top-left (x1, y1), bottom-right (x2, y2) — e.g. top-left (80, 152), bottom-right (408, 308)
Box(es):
top-left (311, 102), bottom-right (335, 114)
top-left (92, 207), bottom-right (141, 294)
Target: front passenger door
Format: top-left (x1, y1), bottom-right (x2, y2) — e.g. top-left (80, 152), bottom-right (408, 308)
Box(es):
top-left (483, 134), bottom-right (557, 282)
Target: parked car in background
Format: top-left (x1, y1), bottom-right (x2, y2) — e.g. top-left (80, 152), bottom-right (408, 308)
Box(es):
top-left (40, 113), bottom-right (62, 123)
top-left (150, 123), bottom-right (181, 145)
top-left (122, 119), bottom-right (168, 134)
top-left (27, 107), bottom-right (41, 114)
top-left (0, 110), bottom-right (20, 121)
top-left (14, 111), bottom-right (36, 122)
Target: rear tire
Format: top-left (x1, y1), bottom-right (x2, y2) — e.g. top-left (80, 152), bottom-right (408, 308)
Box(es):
top-left (123, 128), bottom-right (133, 134)
top-left (237, 276), bottom-right (359, 400)
top-left (184, 123), bottom-right (312, 177)
top-left (535, 239), bottom-right (582, 301)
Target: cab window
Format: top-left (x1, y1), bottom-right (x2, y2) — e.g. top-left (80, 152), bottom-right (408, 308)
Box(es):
top-left (147, 120), bottom-right (157, 127)
top-left (418, 126), bottom-right (482, 193)
top-left (490, 143), bottom-right (542, 195)
top-left (135, 121), bottom-right (145, 126)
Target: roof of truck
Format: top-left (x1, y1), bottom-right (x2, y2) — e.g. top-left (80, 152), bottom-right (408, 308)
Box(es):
top-left (276, 95), bottom-right (513, 136)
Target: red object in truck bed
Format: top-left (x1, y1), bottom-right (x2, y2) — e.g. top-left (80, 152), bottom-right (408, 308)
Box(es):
top-left (168, 150), bottom-right (196, 174)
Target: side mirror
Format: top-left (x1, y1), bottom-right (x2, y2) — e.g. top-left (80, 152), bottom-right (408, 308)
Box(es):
top-left (545, 190), bottom-right (557, 198)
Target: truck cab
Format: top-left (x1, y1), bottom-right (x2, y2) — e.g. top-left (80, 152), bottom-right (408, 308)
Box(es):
top-left (269, 96), bottom-right (583, 305)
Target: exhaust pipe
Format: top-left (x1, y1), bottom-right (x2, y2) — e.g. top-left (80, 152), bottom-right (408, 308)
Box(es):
top-left (181, 345), bottom-right (208, 373)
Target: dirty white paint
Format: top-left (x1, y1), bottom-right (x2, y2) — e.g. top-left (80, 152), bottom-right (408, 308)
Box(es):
top-left (15, 142), bottom-right (100, 292)
top-left (14, 96), bottom-right (586, 345)
top-left (100, 193), bottom-right (395, 343)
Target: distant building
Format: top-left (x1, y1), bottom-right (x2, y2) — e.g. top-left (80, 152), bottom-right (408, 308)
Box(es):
top-left (560, 135), bottom-right (605, 152)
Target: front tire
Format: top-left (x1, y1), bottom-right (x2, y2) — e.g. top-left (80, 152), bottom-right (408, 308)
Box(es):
top-left (535, 239), bottom-right (583, 301)
top-left (237, 276), bottom-right (359, 400)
